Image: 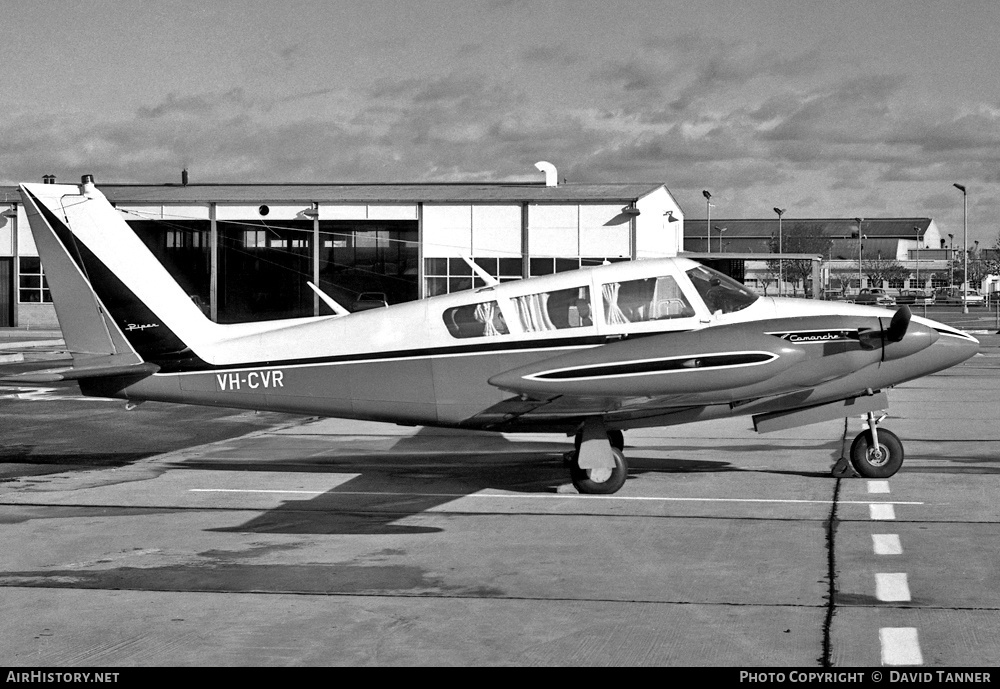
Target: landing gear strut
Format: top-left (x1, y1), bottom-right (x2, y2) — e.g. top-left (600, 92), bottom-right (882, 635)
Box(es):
top-left (848, 411), bottom-right (904, 478)
top-left (567, 420), bottom-right (628, 494)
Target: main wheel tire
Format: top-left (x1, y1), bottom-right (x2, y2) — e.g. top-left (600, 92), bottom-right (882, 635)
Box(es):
top-left (608, 429), bottom-right (625, 451)
top-left (849, 428), bottom-right (904, 478)
top-left (570, 447), bottom-right (628, 494)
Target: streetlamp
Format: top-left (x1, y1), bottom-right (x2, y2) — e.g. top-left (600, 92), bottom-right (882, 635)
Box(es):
top-left (948, 233), bottom-right (954, 288)
top-left (954, 183), bottom-right (968, 313)
top-left (913, 226), bottom-right (921, 293)
top-left (714, 226), bottom-right (727, 252)
top-left (774, 207), bottom-right (785, 296)
top-left (702, 190), bottom-right (712, 252)
top-left (855, 218), bottom-right (865, 293)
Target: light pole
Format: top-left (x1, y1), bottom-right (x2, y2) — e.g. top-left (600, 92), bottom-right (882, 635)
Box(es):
top-left (774, 207), bottom-right (785, 296)
top-left (855, 218), bottom-right (865, 293)
top-left (702, 190), bottom-right (712, 252)
top-left (948, 233), bottom-right (954, 288)
top-left (954, 183), bottom-right (968, 313)
top-left (714, 226), bottom-right (727, 252)
top-left (913, 226), bottom-right (921, 293)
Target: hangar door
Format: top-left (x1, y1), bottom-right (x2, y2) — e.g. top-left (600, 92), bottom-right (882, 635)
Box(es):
top-left (0, 258), bottom-right (12, 327)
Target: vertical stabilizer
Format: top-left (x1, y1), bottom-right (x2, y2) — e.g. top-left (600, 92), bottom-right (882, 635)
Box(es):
top-left (19, 183), bottom-right (132, 363)
top-left (19, 178), bottom-right (219, 366)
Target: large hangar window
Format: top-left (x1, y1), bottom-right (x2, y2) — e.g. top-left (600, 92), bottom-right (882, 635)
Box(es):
top-left (129, 220), bottom-right (211, 315)
top-left (425, 257), bottom-right (522, 296)
top-left (316, 221), bottom-right (418, 314)
top-left (218, 219), bottom-right (313, 323)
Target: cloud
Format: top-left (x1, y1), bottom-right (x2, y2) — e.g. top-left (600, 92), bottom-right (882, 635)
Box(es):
top-left (0, 33), bottom-right (995, 248)
top-left (136, 88), bottom-right (256, 120)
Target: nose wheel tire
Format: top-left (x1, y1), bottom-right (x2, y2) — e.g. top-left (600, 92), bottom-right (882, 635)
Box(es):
top-left (570, 447), bottom-right (628, 494)
top-left (849, 428), bottom-right (904, 478)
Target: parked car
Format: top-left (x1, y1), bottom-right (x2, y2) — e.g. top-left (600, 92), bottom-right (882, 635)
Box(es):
top-left (895, 289), bottom-right (933, 306)
top-left (822, 289), bottom-right (847, 301)
top-left (934, 287), bottom-right (985, 306)
top-left (351, 292), bottom-right (389, 311)
top-left (852, 288), bottom-right (896, 307)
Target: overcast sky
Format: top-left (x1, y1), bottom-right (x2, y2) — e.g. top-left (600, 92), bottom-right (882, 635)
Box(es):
top-left (3, 0), bottom-right (998, 245)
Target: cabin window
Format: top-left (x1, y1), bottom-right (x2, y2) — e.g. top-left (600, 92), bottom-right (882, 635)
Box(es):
top-left (443, 301), bottom-right (509, 338)
top-left (512, 286), bottom-right (592, 332)
top-left (602, 275), bottom-right (694, 324)
top-left (685, 265), bottom-right (758, 314)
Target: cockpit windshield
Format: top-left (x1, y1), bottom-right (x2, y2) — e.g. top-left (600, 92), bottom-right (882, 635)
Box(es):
top-left (685, 265), bottom-right (758, 314)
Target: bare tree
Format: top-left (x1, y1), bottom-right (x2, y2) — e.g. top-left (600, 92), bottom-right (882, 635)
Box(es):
top-left (863, 255), bottom-right (909, 288)
top-left (768, 223), bottom-right (831, 296)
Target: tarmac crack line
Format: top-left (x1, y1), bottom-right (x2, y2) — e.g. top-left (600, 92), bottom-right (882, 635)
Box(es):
top-left (820, 422), bottom-right (847, 668)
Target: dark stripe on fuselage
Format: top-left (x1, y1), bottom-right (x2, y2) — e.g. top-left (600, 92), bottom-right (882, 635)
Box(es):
top-left (533, 352), bottom-right (775, 380)
top-left (158, 335), bottom-right (643, 375)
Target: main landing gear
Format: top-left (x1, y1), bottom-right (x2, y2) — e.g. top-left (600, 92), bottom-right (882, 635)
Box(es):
top-left (566, 419), bottom-right (628, 494)
top-left (847, 411), bottom-right (904, 478)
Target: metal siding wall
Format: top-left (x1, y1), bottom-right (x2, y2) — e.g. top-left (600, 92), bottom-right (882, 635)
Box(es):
top-left (471, 204), bottom-right (521, 257)
top-left (423, 204), bottom-right (473, 258)
top-left (579, 204), bottom-right (630, 257)
top-left (527, 204), bottom-right (578, 256)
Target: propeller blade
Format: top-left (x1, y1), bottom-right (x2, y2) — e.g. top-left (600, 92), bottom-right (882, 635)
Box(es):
top-left (886, 305), bottom-right (911, 343)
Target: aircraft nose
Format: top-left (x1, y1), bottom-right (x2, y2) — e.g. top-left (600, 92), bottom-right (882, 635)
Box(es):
top-left (927, 323), bottom-right (979, 369)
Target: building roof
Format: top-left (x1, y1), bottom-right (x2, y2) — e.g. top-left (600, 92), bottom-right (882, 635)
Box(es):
top-left (3, 181), bottom-right (668, 205)
top-left (686, 218), bottom-right (934, 261)
top-left (686, 218), bottom-right (932, 239)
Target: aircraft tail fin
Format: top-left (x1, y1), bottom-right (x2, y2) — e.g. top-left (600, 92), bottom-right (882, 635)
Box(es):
top-left (18, 176), bottom-right (218, 369)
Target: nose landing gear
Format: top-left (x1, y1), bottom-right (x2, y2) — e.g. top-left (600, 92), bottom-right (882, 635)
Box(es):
top-left (848, 411), bottom-right (904, 478)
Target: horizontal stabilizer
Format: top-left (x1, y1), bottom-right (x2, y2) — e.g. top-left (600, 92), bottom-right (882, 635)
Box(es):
top-left (0, 360), bottom-right (159, 384)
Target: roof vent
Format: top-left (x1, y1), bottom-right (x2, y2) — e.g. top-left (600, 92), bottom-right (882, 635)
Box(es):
top-left (535, 161), bottom-right (558, 187)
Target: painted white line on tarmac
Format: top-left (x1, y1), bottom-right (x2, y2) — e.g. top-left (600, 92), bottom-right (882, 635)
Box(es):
top-left (868, 480), bottom-right (891, 494)
top-left (880, 627), bottom-right (923, 666)
top-left (872, 534), bottom-right (903, 555)
top-left (191, 489), bottom-right (329, 495)
top-left (875, 573), bottom-right (912, 602)
top-left (189, 488), bottom-right (923, 506)
top-left (870, 503), bottom-right (896, 520)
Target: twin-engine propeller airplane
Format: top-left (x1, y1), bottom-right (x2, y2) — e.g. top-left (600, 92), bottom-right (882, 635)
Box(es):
top-left (7, 176), bottom-right (979, 494)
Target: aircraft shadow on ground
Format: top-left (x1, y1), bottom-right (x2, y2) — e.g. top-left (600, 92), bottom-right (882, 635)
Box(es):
top-left (185, 431), bottom-right (845, 536)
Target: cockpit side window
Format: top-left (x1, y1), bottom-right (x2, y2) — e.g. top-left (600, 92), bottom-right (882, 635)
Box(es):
top-left (512, 286), bottom-right (592, 332)
top-left (443, 301), bottom-right (509, 338)
top-left (602, 275), bottom-right (695, 324)
top-left (685, 265), bottom-right (758, 314)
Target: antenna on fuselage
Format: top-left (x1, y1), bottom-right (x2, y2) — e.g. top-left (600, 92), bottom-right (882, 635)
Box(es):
top-left (307, 281), bottom-right (351, 316)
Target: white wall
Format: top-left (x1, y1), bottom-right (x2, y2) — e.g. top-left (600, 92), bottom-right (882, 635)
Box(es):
top-left (528, 204), bottom-right (630, 258)
top-left (423, 204), bottom-right (521, 258)
top-left (635, 186), bottom-right (683, 258)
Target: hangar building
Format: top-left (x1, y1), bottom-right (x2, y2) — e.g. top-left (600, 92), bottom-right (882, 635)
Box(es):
top-left (0, 166), bottom-right (685, 328)
top-left (685, 217), bottom-right (949, 295)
